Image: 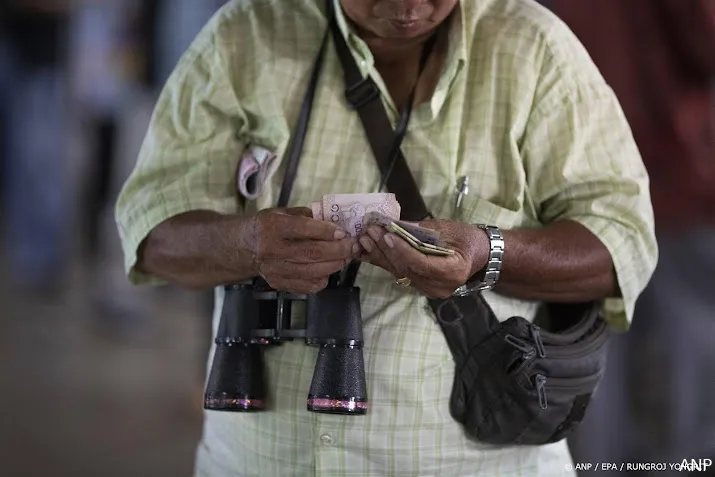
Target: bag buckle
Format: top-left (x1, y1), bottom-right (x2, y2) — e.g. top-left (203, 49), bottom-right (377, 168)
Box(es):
top-left (345, 77), bottom-right (380, 110)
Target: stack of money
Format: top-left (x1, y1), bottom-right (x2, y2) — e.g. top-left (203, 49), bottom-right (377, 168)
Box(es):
top-left (310, 193), bottom-right (455, 256)
top-left (364, 212), bottom-right (455, 256)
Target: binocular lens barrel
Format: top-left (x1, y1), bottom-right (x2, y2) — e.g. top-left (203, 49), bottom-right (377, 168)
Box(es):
top-left (307, 345), bottom-right (368, 415)
top-left (204, 343), bottom-right (267, 412)
top-left (204, 284), bottom-right (369, 415)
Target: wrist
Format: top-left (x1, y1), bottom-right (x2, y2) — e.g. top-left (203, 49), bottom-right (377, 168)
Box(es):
top-left (454, 224), bottom-right (504, 297)
top-left (469, 224), bottom-right (491, 277)
top-left (231, 213), bottom-right (260, 276)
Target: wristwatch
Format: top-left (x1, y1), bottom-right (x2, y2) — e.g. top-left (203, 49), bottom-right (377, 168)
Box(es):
top-left (453, 224), bottom-right (504, 297)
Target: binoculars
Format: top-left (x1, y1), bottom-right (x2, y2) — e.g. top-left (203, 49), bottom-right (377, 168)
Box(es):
top-left (203, 279), bottom-right (368, 415)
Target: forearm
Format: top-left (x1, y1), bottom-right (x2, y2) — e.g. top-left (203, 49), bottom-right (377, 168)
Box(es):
top-left (137, 211), bottom-right (257, 289)
top-left (494, 220), bottom-right (618, 302)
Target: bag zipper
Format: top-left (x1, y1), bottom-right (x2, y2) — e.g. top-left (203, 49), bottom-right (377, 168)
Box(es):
top-left (544, 373), bottom-right (601, 390)
top-left (529, 324), bottom-right (546, 358)
top-left (531, 372), bottom-right (601, 410)
top-left (535, 372), bottom-right (601, 393)
top-left (504, 334), bottom-right (536, 357)
top-left (504, 334), bottom-right (537, 375)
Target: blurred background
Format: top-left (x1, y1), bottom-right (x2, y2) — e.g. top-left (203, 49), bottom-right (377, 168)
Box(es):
top-left (0, 1), bottom-right (224, 476)
top-left (0, 1), bottom-right (713, 476)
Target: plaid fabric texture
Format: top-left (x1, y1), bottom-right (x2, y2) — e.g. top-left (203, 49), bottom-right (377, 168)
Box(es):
top-left (115, 0), bottom-right (658, 475)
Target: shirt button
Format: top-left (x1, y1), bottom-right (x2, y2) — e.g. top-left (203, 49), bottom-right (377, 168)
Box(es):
top-left (320, 434), bottom-right (333, 446)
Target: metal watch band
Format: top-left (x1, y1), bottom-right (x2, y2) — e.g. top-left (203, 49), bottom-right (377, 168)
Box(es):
top-left (453, 224), bottom-right (504, 297)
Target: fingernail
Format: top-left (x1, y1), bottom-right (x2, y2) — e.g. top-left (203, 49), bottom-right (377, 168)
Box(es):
top-left (334, 229), bottom-right (347, 240)
top-left (359, 236), bottom-right (373, 253)
top-left (384, 234), bottom-right (395, 248)
top-left (367, 227), bottom-right (381, 242)
top-left (352, 243), bottom-right (361, 255)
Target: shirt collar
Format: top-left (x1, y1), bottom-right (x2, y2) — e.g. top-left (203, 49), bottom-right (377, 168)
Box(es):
top-left (333, 0), bottom-right (379, 78)
top-left (332, 0), bottom-right (467, 118)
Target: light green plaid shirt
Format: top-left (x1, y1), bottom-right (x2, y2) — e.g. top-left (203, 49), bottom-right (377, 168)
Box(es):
top-left (115, 0), bottom-right (658, 475)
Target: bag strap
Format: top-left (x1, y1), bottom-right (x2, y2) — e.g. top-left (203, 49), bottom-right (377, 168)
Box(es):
top-left (327, 0), bottom-right (433, 222)
top-left (277, 0), bottom-right (436, 287)
top-left (277, 25), bottom-right (332, 208)
top-left (327, 0), bottom-right (437, 287)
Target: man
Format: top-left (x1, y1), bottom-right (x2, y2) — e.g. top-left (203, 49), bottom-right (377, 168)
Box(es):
top-left (545, 1), bottom-right (715, 473)
top-left (2, 0), bottom-right (72, 293)
top-left (115, 0), bottom-right (658, 475)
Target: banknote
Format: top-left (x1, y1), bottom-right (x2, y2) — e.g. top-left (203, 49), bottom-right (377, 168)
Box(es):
top-left (310, 193), bottom-right (455, 256)
top-left (310, 193), bottom-right (401, 237)
top-left (363, 211), bottom-right (442, 246)
top-left (385, 222), bottom-right (455, 256)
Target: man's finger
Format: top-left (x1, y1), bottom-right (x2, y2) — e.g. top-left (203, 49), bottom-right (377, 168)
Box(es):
top-left (363, 232), bottom-right (413, 278)
top-left (370, 228), bottom-right (430, 276)
top-left (359, 236), bottom-right (445, 293)
top-left (279, 214), bottom-right (348, 241)
top-left (297, 259), bottom-right (349, 278)
top-left (358, 236), bottom-right (395, 273)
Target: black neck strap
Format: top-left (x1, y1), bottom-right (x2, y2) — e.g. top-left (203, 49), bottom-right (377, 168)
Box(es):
top-left (277, 24), bottom-right (332, 208)
top-left (328, 0), bottom-right (434, 221)
top-left (277, 0), bottom-right (436, 288)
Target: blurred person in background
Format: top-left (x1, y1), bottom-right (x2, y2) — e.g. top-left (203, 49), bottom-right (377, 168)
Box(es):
top-left (71, 0), bottom-right (171, 342)
top-left (545, 0), bottom-right (715, 473)
top-left (68, 0), bottom-right (160, 341)
top-left (70, 0), bottom-right (142, 270)
top-left (0, 8), bottom-right (10, 200)
top-left (68, 0), bottom-right (225, 345)
top-left (0, 0), bottom-right (73, 295)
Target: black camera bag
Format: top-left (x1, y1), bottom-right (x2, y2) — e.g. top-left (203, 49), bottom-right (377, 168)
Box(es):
top-left (428, 294), bottom-right (612, 445)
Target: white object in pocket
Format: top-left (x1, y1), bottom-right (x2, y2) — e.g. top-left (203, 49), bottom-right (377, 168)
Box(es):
top-left (237, 145), bottom-right (277, 201)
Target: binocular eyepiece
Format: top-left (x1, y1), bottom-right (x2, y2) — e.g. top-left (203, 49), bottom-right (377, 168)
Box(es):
top-left (204, 281), bottom-right (368, 415)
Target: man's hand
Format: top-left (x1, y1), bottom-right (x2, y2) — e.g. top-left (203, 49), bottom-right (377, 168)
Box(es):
top-left (245, 207), bottom-right (359, 294)
top-left (357, 220), bottom-right (489, 299)
top-left (138, 208), bottom-right (358, 293)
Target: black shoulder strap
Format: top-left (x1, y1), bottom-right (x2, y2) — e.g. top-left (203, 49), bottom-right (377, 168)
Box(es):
top-left (327, 0), bottom-right (432, 222)
top-left (277, 1), bottom-right (435, 287)
top-left (277, 25), bottom-right (332, 208)
top-left (278, 1), bottom-right (433, 215)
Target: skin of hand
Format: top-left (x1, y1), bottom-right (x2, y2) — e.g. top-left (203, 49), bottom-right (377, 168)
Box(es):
top-left (247, 207), bottom-right (361, 293)
top-left (137, 207), bottom-right (360, 294)
top-left (358, 220), bottom-right (489, 299)
top-left (357, 219), bottom-right (620, 303)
